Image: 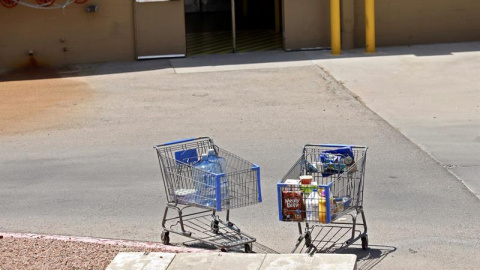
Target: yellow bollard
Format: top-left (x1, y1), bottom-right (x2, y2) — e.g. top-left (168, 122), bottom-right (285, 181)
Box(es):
top-left (365, 0), bottom-right (376, 53)
top-left (330, 0), bottom-right (341, 55)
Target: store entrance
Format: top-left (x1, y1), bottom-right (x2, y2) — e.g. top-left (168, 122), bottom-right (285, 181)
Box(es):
top-left (184, 0), bottom-right (282, 56)
top-left (184, 0), bottom-right (234, 56)
top-left (234, 0), bottom-right (282, 53)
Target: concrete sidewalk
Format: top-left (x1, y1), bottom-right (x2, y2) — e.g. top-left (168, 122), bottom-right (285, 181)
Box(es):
top-left (106, 253), bottom-right (357, 270)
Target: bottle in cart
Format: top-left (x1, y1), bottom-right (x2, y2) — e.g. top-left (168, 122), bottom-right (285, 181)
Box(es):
top-left (193, 153), bottom-right (221, 207)
top-left (207, 149), bottom-right (230, 206)
top-left (319, 190), bottom-right (327, 223)
top-left (306, 189), bottom-right (319, 222)
top-left (319, 188), bottom-right (335, 223)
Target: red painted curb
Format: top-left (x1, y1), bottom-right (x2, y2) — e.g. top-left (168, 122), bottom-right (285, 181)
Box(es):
top-left (0, 232), bottom-right (216, 254)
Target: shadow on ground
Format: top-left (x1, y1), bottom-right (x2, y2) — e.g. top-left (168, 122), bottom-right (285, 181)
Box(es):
top-left (337, 245), bottom-right (396, 270)
top-left (1, 42), bottom-right (478, 82)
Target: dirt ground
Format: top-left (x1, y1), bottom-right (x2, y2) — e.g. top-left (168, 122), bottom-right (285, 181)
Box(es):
top-left (0, 72), bottom-right (93, 136)
top-left (0, 235), bottom-right (193, 270)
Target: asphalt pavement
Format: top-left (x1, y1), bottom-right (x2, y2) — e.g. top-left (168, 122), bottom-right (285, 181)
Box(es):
top-left (0, 43), bottom-right (479, 269)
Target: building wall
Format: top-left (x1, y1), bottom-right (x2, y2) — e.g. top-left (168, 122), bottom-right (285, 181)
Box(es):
top-left (353, 0), bottom-right (480, 47)
top-left (1, 0), bottom-right (479, 69)
top-left (283, 0), bottom-right (480, 50)
top-left (0, 0), bottom-right (135, 69)
top-left (134, 0), bottom-right (186, 58)
top-left (283, 0), bottom-right (330, 50)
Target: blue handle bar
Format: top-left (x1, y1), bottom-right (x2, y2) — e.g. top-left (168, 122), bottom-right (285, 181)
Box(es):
top-left (318, 144), bottom-right (351, 148)
top-left (305, 143), bottom-right (368, 149)
top-left (159, 137), bottom-right (197, 146)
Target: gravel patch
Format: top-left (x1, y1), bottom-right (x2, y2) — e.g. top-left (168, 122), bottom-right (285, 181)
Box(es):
top-left (0, 233), bottom-right (210, 270)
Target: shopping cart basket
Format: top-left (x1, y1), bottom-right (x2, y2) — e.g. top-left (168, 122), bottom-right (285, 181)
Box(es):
top-left (277, 144), bottom-right (368, 254)
top-left (154, 137), bottom-right (262, 252)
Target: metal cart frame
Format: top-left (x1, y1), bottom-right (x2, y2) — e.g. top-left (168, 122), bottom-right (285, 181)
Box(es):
top-left (277, 144), bottom-right (369, 254)
top-left (154, 137), bottom-right (262, 252)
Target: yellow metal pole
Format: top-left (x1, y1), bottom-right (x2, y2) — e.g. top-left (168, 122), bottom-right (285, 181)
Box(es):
top-left (365, 0), bottom-right (376, 53)
top-left (330, 0), bottom-right (341, 55)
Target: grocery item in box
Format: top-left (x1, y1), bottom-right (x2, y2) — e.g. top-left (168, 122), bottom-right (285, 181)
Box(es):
top-left (300, 181), bottom-right (318, 195)
top-left (282, 190), bottom-right (304, 221)
top-left (284, 179), bottom-right (300, 185)
top-left (335, 197), bottom-right (344, 212)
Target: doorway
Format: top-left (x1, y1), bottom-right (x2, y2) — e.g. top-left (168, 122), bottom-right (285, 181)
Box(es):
top-left (184, 0), bottom-right (283, 56)
top-left (184, 0), bottom-right (234, 56)
top-left (234, 0), bottom-right (283, 53)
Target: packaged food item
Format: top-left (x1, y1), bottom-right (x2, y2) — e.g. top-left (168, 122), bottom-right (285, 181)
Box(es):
top-left (335, 197), bottom-right (344, 213)
top-left (329, 190), bottom-right (335, 219)
top-left (300, 175), bottom-right (312, 184)
top-left (284, 179), bottom-right (301, 185)
top-left (284, 179), bottom-right (301, 192)
top-left (318, 146), bottom-right (356, 176)
top-left (305, 161), bottom-right (319, 173)
top-left (319, 194), bottom-right (327, 223)
top-left (342, 196), bottom-right (352, 209)
top-left (282, 190), bottom-right (305, 221)
top-left (319, 188), bottom-right (334, 222)
top-left (300, 181), bottom-right (318, 195)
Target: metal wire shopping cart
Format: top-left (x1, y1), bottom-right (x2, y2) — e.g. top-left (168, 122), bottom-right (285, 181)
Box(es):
top-left (154, 137), bottom-right (262, 252)
top-left (277, 144), bottom-right (368, 254)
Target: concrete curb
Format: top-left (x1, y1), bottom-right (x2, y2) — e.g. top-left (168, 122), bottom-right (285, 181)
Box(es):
top-left (0, 232), bottom-right (215, 254)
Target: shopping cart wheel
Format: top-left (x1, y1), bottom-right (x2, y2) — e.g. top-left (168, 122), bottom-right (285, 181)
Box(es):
top-left (161, 231), bottom-right (170, 245)
top-left (244, 244), bottom-right (252, 253)
top-left (228, 222), bottom-right (240, 232)
top-left (211, 220), bottom-right (220, 234)
top-left (361, 235), bottom-right (369, 250)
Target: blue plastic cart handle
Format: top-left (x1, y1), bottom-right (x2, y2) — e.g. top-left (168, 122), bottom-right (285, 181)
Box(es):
top-left (159, 137), bottom-right (197, 146)
top-left (305, 143), bottom-right (368, 149)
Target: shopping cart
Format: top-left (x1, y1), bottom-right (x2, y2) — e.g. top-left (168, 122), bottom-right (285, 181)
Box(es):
top-left (277, 144), bottom-right (368, 254)
top-left (154, 137), bottom-right (262, 252)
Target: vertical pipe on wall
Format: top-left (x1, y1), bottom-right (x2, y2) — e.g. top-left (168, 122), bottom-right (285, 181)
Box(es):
top-left (231, 0), bottom-right (237, 53)
top-left (365, 0), bottom-right (376, 53)
top-left (330, 0), bottom-right (341, 55)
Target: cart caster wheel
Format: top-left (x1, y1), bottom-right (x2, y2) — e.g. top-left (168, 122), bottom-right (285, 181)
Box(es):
top-left (244, 244), bottom-right (252, 253)
top-left (211, 220), bottom-right (219, 234)
top-left (228, 222), bottom-right (240, 232)
top-left (361, 235), bottom-right (369, 250)
top-left (161, 231), bottom-right (170, 245)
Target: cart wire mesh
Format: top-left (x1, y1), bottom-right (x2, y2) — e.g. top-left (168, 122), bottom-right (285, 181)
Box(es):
top-left (278, 145), bottom-right (367, 224)
top-left (155, 137), bottom-right (262, 211)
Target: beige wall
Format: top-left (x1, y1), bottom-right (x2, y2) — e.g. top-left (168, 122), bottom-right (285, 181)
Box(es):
top-left (283, 0), bottom-right (480, 51)
top-left (1, 0), bottom-right (478, 69)
top-left (0, 0), bottom-right (135, 69)
top-left (353, 0), bottom-right (480, 47)
top-left (134, 0), bottom-right (186, 58)
top-left (283, 0), bottom-right (330, 50)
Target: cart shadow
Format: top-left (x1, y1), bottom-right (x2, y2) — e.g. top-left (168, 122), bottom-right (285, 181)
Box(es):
top-left (337, 245), bottom-right (397, 270)
top-left (181, 240), bottom-right (281, 254)
top-left (179, 239), bottom-right (395, 269)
